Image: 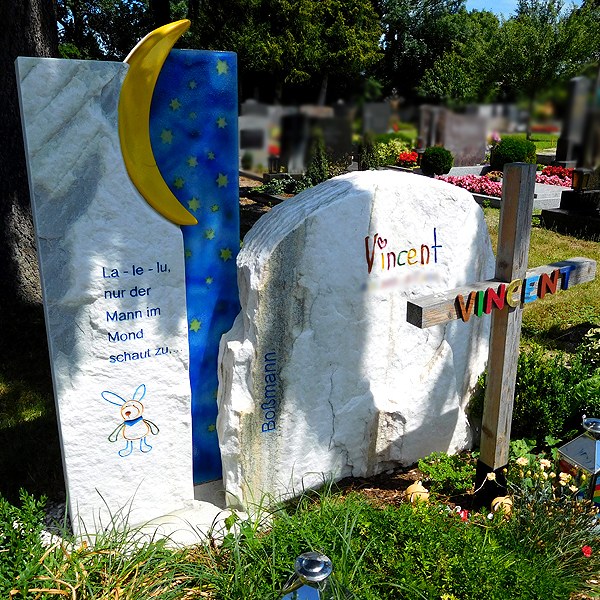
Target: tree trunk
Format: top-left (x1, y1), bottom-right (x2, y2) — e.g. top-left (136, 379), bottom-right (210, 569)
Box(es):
top-left (149, 0), bottom-right (171, 28)
top-left (526, 94), bottom-right (535, 141)
top-left (318, 74), bottom-right (328, 106)
top-left (187, 0), bottom-right (200, 22)
top-left (0, 0), bottom-right (58, 312)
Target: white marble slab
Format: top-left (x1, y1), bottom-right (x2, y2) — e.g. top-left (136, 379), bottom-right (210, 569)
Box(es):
top-left (16, 57), bottom-right (194, 533)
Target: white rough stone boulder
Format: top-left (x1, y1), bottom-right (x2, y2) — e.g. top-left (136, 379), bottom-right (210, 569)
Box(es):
top-left (217, 170), bottom-right (495, 507)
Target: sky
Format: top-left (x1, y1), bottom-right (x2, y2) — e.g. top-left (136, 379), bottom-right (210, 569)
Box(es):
top-left (464, 0), bottom-right (583, 17)
top-left (464, 0), bottom-right (520, 16)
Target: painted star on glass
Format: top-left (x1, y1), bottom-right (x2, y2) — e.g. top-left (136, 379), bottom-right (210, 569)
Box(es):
top-left (216, 59), bottom-right (229, 75)
top-left (187, 156), bottom-right (198, 168)
top-left (189, 112), bottom-right (197, 120)
top-left (188, 197), bottom-right (200, 212)
top-left (185, 249), bottom-right (192, 259)
top-left (205, 228), bottom-right (215, 240)
top-left (160, 129), bottom-right (173, 144)
top-left (169, 98), bottom-right (181, 110)
top-left (207, 424), bottom-right (216, 432)
top-left (216, 117), bottom-right (227, 129)
top-left (205, 277), bottom-right (213, 285)
top-left (188, 80), bottom-right (197, 89)
top-left (189, 319), bottom-right (202, 332)
top-left (211, 204), bottom-right (220, 212)
top-left (216, 173), bottom-right (228, 188)
top-left (207, 151), bottom-right (215, 160)
top-left (173, 177), bottom-right (185, 189)
top-left (220, 248), bottom-right (232, 261)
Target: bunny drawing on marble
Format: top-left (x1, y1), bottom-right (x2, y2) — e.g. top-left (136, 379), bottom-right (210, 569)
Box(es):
top-left (101, 384), bottom-right (159, 456)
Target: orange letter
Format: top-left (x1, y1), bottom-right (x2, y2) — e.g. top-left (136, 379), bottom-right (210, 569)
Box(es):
top-left (456, 291), bottom-right (477, 322)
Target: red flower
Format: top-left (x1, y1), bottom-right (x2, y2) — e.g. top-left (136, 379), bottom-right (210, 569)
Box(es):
top-left (396, 151), bottom-right (418, 168)
top-left (459, 509), bottom-right (469, 522)
top-left (582, 545), bottom-right (593, 557)
top-left (541, 166), bottom-right (573, 180)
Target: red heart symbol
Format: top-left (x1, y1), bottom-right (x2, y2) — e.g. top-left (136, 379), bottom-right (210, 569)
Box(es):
top-left (377, 237), bottom-right (387, 249)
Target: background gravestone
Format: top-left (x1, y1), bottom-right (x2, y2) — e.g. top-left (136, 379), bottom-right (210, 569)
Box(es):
top-left (217, 170), bottom-right (495, 507)
top-left (16, 23), bottom-right (239, 531)
top-left (419, 106), bottom-right (487, 166)
top-left (363, 102), bottom-right (392, 134)
top-left (555, 76), bottom-right (591, 167)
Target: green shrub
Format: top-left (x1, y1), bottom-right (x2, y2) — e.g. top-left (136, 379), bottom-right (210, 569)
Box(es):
top-left (254, 174), bottom-right (312, 196)
top-left (421, 146), bottom-right (454, 176)
top-left (417, 451), bottom-right (476, 496)
top-left (241, 151), bottom-right (253, 171)
top-left (373, 131), bottom-right (415, 146)
top-left (579, 326), bottom-right (600, 369)
top-left (305, 129), bottom-right (329, 186)
top-left (490, 136), bottom-right (537, 170)
top-left (472, 343), bottom-right (600, 444)
top-left (0, 490), bottom-right (47, 594)
top-left (358, 132), bottom-right (379, 170)
top-left (374, 138), bottom-right (411, 166)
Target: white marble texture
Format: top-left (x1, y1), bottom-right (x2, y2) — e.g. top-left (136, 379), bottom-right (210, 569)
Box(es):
top-left (218, 170), bottom-right (495, 507)
top-left (16, 57), bottom-right (194, 534)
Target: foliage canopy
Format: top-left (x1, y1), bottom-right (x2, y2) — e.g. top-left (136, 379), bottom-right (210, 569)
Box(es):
top-left (55, 0), bottom-right (600, 107)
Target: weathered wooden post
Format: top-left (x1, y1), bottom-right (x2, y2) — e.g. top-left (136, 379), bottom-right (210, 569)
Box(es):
top-left (407, 163), bottom-right (597, 503)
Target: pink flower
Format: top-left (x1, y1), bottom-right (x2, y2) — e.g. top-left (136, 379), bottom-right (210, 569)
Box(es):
top-left (437, 174), bottom-right (503, 198)
top-left (535, 173), bottom-right (572, 187)
top-left (582, 545), bottom-right (593, 557)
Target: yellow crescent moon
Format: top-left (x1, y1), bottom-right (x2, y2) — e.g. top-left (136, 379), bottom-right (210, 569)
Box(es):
top-left (118, 19), bottom-right (198, 226)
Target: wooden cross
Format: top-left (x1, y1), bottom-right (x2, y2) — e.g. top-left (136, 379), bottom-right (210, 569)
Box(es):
top-left (406, 163), bottom-right (596, 495)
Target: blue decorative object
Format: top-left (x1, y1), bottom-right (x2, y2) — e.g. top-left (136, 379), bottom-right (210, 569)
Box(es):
top-left (150, 50), bottom-right (240, 483)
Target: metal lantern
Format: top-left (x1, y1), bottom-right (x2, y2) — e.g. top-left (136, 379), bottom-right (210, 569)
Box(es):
top-left (557, 416), bottom-right (600, 505)
top-left (281, 552), bottom-right (354, 600)
top-left (571, 168), bottom-right (593, 192)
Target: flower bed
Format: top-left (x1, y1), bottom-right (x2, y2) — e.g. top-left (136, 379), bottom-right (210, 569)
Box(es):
top-left (438, 167), bottom-right (572, 198)
top-left (531, 124), bottom-right (560, 134)
top-left (396, 151), bottom-right (418, 168)
top-left (396, 151), bottom-right (419, 169)
top-left (437, 174), bottom-right (503, 197)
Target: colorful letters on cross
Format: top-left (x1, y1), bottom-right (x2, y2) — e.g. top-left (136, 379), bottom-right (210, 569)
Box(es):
top-left (456, 265), bottom-right (574, 322)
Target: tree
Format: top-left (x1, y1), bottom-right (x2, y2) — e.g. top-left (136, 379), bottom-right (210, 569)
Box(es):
top-left (188, 0), bottom-right (382, 104)
top-left (378, 0), bottom-right (466, 100)
top-left (496, 0), bottom-right (600, 137)
top-left (56, 0), bottom-right (154, 60)
top-left (0, 0), bottom-right (58, 314)
top-left (417, 10), bottom-right (501, 106)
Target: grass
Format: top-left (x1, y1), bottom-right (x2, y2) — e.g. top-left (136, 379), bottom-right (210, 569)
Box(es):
top-left (4, 479), bottom-right (600, 599)
top-left (509, 132), bottom-right (559, 152)
top-left (483, 207), bottom-right (600, 346)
